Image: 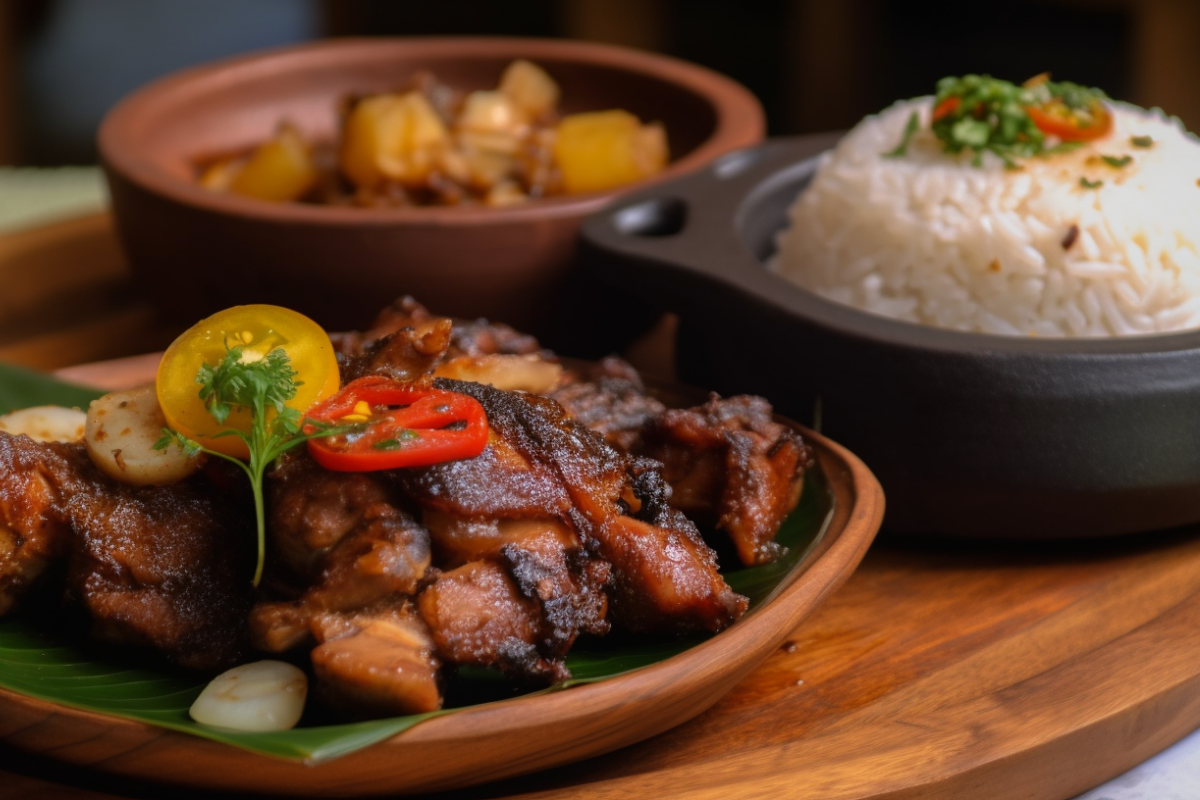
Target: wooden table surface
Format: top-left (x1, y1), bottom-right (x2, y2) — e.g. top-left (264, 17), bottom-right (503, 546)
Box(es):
top-left (3, 214), bottom-right (1200, 799)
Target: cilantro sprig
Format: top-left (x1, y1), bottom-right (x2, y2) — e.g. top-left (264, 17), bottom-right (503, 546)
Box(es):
top-left (883, 110), bottom-right (920, 158)
top-left (155, 346), bottom-right (347, 587)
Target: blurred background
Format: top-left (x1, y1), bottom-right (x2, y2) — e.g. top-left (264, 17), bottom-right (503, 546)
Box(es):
top-left (1, 0), bottom-right (1197, 166)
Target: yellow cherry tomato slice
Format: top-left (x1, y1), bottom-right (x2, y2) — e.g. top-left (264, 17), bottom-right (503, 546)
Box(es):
top-left (156, 305), bottom-right (340, 459)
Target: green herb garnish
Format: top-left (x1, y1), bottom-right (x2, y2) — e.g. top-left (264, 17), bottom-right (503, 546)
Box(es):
top-left (891, 74), bottom-right (1111, 168)
top-left (1043, 140), bottom-right (1086, 156)
top-left (1100, 154), bottom-right (1132, 168)
top-left (155, 346), bottom-right (344, 586)
top-left (928, 75), bottom-right (1048, 168)
top-left (883, 111), bottom-right (920, 158)
top-left (371, 430), bottom-right (420, 451)
top-left (1130, 135), bottom-right (1154, 148)
top-left (1079, 177), bottom-right (1104, 189)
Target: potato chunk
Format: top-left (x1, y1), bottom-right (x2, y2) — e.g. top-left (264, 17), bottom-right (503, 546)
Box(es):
top-left (339, 92), bottom-right (450, 188)
top-left (499, 59), bottom-right (560, 120)
top-left (226, 123), bottom-right (318, 203)
top-left (459, 90), bottom-right (524, 137)
top-left (553, 110), bottom-right (668, 194)
top-left (85, 385), bottom-right (199, 485)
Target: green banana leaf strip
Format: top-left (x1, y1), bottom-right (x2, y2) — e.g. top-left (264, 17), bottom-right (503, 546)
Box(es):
top-left (0, 362), bottom-right (833, 763)
top-left (0, 361), bottom-right (105, 414)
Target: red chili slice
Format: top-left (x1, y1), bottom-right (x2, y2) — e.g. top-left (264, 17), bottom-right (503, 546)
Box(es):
top-left (304, 376), bottom-right (489, 471)
top-left (1025, 100), bottom-right (1112, 142)
top-left (931, 96), bottom-right (961, 122)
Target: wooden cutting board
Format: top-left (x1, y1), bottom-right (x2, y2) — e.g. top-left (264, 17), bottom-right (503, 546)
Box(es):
top-left (3, 215), bottom-right (1200, 799)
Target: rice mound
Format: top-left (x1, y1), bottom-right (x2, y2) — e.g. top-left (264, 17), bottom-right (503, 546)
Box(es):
top-left (772, 98), bottom-right (1200, 336)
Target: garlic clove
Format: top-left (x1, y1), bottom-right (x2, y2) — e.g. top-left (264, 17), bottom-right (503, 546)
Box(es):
top-left (189, 660), bottom-right (307, 732)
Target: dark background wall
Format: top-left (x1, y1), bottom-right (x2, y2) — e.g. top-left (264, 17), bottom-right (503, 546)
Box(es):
top-left (2, 0), bottom-right (1194, 167)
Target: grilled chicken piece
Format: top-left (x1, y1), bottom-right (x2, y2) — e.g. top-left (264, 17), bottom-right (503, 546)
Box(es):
top-left (448, 318), bottom-right (545, 358)
top-left (0, 433), bottom-right (86, 614)
top-left (597, 510), bottom-right (746, 632)
top-left (389, 425), bottom-right (574, 521)
top-left (268, 452), bottom-right (398, 578)
top-left (402, 380), bottom-right (746, 635)
top-left (251, 452), bottom-right (433, 652)
top-left (248, 506), bottom-right (432, 652)
top-left (334, 296), bottom-right (544, 360)
top-left (423, 512), bottom-right (611, 655)
top-left (268, 452), bottom-right (432, 598)
top-left (418, 560), bottom-right (565, 682)
top-left (298, 507), bottom-right (431, 610)
top-left (637, 395), bottom-right (813, 566)
top-left (309, 602), bottom-right (442, 717)
top-left (422, 513), bottom-right (568, 568)
top-left (338, 316), bottom-right (453, 384)
top-left (393, 379), bottom-right (632, 520)
top-left (0, 432), bottom-right (255, 670)
top-left (551, 359), bottom-right (810, 568)
top-left (336, 296), bottom-right (561, 392)
top-left (550, 356), bottom-right (667, 452)
top-left (64, 464), bottom-right (256, 671)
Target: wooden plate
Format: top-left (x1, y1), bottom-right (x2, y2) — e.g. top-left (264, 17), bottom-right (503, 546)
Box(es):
top-left (0, 355), bottom-right (883, 796)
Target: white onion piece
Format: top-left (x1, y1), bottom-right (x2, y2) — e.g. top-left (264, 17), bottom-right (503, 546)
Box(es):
top-left (189, 660), bottom-right (307, 732)
top-left (0, 405), bottom-right (86, 443)
top-left (433, 354), bottom-right (563, 394)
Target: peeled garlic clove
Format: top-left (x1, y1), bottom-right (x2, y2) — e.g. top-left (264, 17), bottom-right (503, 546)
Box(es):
top-left (189, 660), bottom-right (307, 732)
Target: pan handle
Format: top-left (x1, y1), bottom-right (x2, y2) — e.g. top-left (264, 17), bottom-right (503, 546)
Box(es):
top-left (577, 134), bottom-right (837, 307)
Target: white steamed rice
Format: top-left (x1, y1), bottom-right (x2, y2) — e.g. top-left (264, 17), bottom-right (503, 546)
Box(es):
top-left (772, 98), bottom-right (1200, 336)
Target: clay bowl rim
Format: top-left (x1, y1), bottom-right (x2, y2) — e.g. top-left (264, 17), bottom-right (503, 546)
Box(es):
top-left (97, 35), bottom-right (766, 229)
top-left (586, 135), bottom-right (1200, 362)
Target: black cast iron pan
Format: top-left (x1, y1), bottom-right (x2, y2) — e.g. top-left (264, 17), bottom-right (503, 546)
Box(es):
top-left (578, 133), bottom-right (1200, 539)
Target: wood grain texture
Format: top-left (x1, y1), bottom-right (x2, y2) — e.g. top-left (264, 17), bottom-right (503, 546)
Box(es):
top-left (3, 214), bottom-right (1200, 798)
top-left (0, 213), bottom-right (179, 369)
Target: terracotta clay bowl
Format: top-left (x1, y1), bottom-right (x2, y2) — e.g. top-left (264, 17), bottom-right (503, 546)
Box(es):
top-left (98, 36), bottom-right (764, 352)
top-left (579, 134), bottom-right (1200, 540)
